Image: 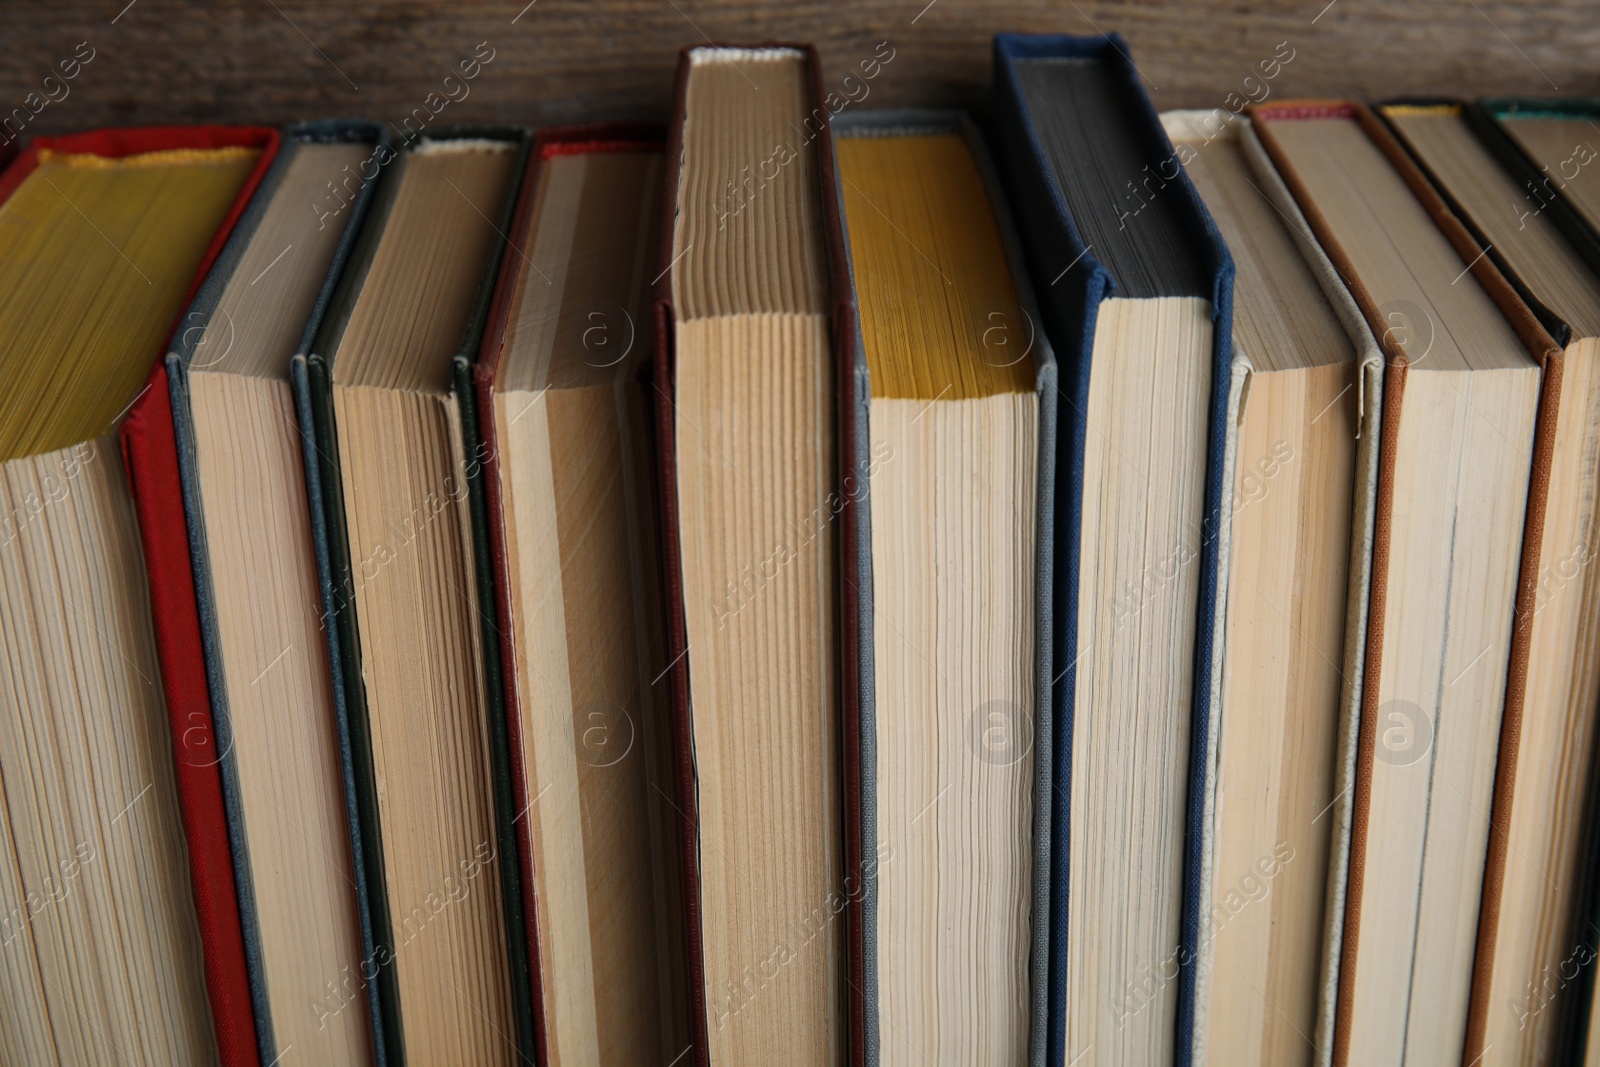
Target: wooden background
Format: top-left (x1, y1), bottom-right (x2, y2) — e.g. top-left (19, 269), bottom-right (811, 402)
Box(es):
top-left (2, 0), bottom-right (1596, 135)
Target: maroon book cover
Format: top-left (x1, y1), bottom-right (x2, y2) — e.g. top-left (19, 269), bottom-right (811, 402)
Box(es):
top-left (473, 120), bottom-right (673, 1064)
top-left (650, 43), bottom-right (859, 1067)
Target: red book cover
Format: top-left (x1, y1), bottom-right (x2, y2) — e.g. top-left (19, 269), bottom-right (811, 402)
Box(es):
top-left (0, 124), bottom-right (286, 1067)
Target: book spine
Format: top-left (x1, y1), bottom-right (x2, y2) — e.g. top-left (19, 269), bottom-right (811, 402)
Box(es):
top-left (454, 354), bottom-right (541, 1067)
top-left (288, 354), bottom-right (391, 1065)
top-left (472, 133), bottom-right (551, 1067)
top-left (653, 44), bottom-right (712, 1067)
top-left (120, 363), bottom-right (262, 1067)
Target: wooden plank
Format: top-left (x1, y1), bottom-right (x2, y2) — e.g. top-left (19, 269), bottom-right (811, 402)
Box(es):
top-left (1, 1), bottom-right (1595, 144)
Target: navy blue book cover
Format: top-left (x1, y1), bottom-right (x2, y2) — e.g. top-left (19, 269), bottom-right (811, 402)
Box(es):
top-left (989, 31), bottom-right (1236, 1067)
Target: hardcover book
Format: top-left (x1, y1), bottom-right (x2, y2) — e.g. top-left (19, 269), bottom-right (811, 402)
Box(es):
top-left (473, 122), bottom-right (688, 1065)
top-left (1162, 108), bottom-right (1384, 1067)
top-left (1378, 97), bottom-right (1600, 1067)
top-left (831, 108), bottom-right (1057, 1066)
top-left (652, 43), bottom-right (848, 1066)
top-left (162, 121), bottom-right (387, 1065)
top-left (1477, 94), bottom-right (1600, 1066)
top-left (991, 32), bottom-right (1236, 1067)
top-left (1, 124), bottom-right (273, 1065)
top-left (1252, 99), bottom-right (1559, 1067)
top-left (291, 127), bottom-right (535, 1063)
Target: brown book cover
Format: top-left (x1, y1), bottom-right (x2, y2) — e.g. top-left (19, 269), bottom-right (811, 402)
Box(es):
top-left (1373, 95), bottom-right (1600, 1067)
top-left (1249, 99), bottom-right (1562, 1067)
top-left (651, 42), bottom-right (857, 1067)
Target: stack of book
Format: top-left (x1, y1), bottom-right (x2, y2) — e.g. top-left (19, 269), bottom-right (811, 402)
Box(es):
top-left (2, 31), bottom-right (1599, 1067)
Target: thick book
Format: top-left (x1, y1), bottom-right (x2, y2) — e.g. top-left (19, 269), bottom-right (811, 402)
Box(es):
top-left (990, 33), bottom-right (1235, 1067)
top-left (0, 125), bottom-right (272, 1064)
top-left (1251, 100), bottom-right (1560, 1067)
top-left (1161, 109), bottom-right (1385, 1067)
top-left (160, 121), bottom-right (386, 1065)
top-left (652, 44), bottom-right (849, 1066)
top-left (472, 122), bottom-right (688, 1064)
top-left (1378, 97), bottom-right (1600, 1067)
top-left (830, 109), bottom-right (1057, 1066)
top-left (291, 127), bottom-right (534, 1064)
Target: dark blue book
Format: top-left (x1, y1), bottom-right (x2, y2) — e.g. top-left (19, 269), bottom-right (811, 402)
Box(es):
top-left (989, 32), bottom-right (1235, 1067)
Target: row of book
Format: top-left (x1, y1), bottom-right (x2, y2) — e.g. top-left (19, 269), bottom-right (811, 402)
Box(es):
top-left (2, 29), bottom-right (1599, 1067)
